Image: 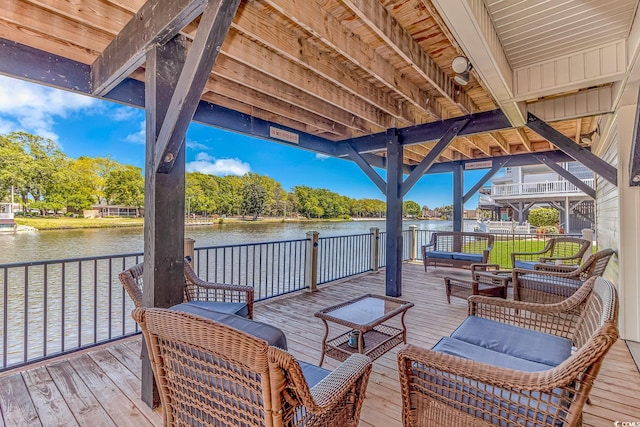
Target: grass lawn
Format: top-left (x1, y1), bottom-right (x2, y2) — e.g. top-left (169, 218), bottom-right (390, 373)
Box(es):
top-left (15, 217), bottom-right (144, 230)
top-left (489, 239), bottom-right (547, 268)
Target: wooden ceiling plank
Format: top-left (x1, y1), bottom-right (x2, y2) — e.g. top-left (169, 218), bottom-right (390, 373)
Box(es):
top-left (575, 118), bottom-right (583, 144)
top-left (206, 76), bottom-right (350, 137)
top-left (261, 0), bottom-right (442, 119)
top-left (155, 0), bottom-right (242, 173)
top-left (213, 55), bottom-right (380, 135)
top-left (221, 28), bottom-right (396, 129)
top-left (340, 0), bottom-right (479, 115)
top-left (91, 0), bottom-right (209, 96)
top-left (516, 128), bottom-right (533, 152)
top-left (232, 2), bottom-right (416, 124)
top-left (449, 139), bottom-right (474, 158)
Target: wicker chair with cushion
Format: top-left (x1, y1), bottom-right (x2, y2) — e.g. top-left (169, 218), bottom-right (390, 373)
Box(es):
top-left (119, 260), bottom-right (254, 318)
top-left (398, 276), bottom-right (619, 427)
top-left (512, 248), bottom-right (615, 304)
top-left (511, 236), bottom-right (591, 270)
top-left (133, 307), bottom-right (373, 427)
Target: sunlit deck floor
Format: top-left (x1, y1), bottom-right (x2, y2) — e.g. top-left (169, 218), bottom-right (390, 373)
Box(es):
top-left (1, 263), bottom-right (639, 426)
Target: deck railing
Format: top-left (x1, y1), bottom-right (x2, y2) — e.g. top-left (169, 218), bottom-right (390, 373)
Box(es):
top-left (0, 227), bottom-right (591, 371)
top-left (491, 178), bottom-right (594, 198)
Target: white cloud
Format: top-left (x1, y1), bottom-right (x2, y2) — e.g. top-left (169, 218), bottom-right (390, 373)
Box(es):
top-left (186, 152), bottom-right (250, 176)
top-left (186, 139), bottom-right (208, 150)
top-left (111, 106), bottom-right (138, 121)
top-left (125, 121), bottom-right (146, 144)
top-left (0, 75), bottom-right (96, 141)
top-left (315, 153), bottom-right (330, 160)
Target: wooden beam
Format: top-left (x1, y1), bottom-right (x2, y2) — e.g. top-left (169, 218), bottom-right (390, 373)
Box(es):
top-left (262, 0), bottom-right (441, 120)
top-left (453, 163), bottom-right (463, 232)
top-left (462, 135), bottom-right (491, 157)
top-left (156, 0), bottom-right (241, 174)
top-left (488, 131), bottom-right (510, 154)
top-left (345, 144), bottom-right (387, 195)
top-left (340, 109), bottom-right (511, 155)
top-left (142, 34), bottom-right (187, 407)
top-left (535, 154), bottom-right (596, 199)
top-left (340, 0), bottom-right (478, 114)
top-left (463, 159), bottom-right (510, 204)
top-left (515, 128), bottom-right (533, 152)
top-left (91, 0), bottom-right (208, 96)
top-left (401, 120), bottom-right (469, 197)
top-left (385, 129), bottom-right (403, 297)
top-left (526, 113), bottom-right (617, 186)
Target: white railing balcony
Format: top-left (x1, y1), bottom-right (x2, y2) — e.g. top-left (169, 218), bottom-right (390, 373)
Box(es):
top-left (0, 212), bottom-right (13, 219)
top-left (491, 179), bottom-right (594, 198)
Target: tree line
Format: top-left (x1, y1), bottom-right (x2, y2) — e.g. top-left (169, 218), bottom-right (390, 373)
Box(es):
top-left (0, 132), bottom-right (429, 219)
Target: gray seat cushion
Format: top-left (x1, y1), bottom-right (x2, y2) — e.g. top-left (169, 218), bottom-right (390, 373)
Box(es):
top-left (519, 274), bottom-right (584, 297)
top-left (298, 360), bottom-right (331, 388)
top-left (425, 251), bottom-right (453, 259)
top-left (450, 316), bottom-right (572, 367)
top-left (452, 252), bottom-right (483, 262)
top-left (169, 302), bottom-right (287, 350)
top-left (432, 337), bottom-right (554, 371)
top-left (186, 300), bottom-right (249, 318)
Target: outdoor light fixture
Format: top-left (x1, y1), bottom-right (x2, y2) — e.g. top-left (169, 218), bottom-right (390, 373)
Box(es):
top-left (452, 56), bottom-right (472, 86)
top-left (580, 130), bottom-right (598, 144)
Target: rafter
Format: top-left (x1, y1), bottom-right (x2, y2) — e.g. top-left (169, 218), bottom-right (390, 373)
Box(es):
top-left (515, 128), bottom-right (533, 152)
top-left (91, 0), bottom-right (208, 96)
top-left (261, 0), bottom-right (441, 120)
top-left (463, 135), bottom-right (491, 157)
top-left (339, 0), bottom-right (478, 115)
top-left (488, 132), bottom-right (510, 154)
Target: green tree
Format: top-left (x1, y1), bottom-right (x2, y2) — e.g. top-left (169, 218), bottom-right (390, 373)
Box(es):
top-left (186, 172), bottom-right (218, 215)
top-left (403, 200), bottom-right (421, 217)
top-left (528, 207), bottom-right (560, 227)
top-left (104, 165), bottom-right (144, 213)
top-left (241, 182), bottom-right (267, 219)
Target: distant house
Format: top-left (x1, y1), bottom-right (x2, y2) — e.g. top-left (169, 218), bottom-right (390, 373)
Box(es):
top-left (478, 162), bottom-right (594, 233)
top-left (85, 204), bottom-right (143, 218)
top-left (0, 202), bottom-right (15, 231)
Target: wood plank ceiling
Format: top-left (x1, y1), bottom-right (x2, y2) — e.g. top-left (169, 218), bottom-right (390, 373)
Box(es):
top-left (0, 0), bottom-right (612, 166)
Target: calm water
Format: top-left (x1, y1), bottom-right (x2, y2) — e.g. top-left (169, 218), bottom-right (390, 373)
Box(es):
top-left (0, 219), bottom-right (476, 264)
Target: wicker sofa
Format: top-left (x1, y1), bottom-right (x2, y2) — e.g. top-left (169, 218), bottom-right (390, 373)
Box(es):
top-left (398, 276), bottom-right (619, 427)
top-left (422, 231), bottom-right (494, 270)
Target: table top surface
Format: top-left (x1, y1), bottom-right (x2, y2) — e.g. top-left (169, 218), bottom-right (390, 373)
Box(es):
top-left (314, 294), bottom-right (414, 329)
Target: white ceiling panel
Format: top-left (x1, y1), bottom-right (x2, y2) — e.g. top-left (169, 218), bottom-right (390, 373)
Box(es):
top-left (485, 0), bottom-right (639, 68)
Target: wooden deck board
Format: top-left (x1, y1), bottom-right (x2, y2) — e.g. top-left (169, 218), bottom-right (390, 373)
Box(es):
top-left (0, 263), bottom-right (638, 426)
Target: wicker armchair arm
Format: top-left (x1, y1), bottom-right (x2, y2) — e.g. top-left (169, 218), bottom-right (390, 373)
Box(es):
top-left (534, 263), bottom-right (579, 273)
top-left (511, 248), bottom-right (549, 258)
top-left (307, 354), bottom-right (372, 410)
top-left (186, 272), bottom-right (254, 294)
top-left (539, 255), bottom-right (581, 263)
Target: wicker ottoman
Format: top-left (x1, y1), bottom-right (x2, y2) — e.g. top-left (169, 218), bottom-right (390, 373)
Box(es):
top-left (444, 274), bottom-right (509, 303)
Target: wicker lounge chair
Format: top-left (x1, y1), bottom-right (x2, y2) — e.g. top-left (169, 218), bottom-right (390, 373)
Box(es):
top-left (133, 307), bottom-right (372, 427)
top-left (119, 260), bottom-right (254, 318)
top-left (511, 236), bottom-right (591, 270)
top-left (398, 276), bottom-right (619, 427)
top-left (512, 248), bottom-right (615, 304)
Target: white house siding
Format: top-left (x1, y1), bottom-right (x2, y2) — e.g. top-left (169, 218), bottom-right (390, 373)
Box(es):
top-left (595, 105), bottom-right (640, 341)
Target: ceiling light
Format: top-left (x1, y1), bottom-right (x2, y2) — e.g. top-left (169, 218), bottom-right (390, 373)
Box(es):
top-left (452, 56), bottom-right (472, 86)
top-left (452, 56), bottom-right (471, 74)
top-left (454, 71), bottom-right (470, 86)
top-left (580, 130), bottom-right (597, 144)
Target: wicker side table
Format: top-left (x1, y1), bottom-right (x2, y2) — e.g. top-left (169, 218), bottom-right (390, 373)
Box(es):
top-left (444, 273), bottom-right (509, 303)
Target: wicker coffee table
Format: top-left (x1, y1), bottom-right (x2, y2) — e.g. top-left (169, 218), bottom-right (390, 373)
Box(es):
top-left (314, 294), bottom-right (414, 366)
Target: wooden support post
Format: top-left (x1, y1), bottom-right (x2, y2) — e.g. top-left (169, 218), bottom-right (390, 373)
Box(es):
top-left (370, 227), bottom-right (380, 272)
top-left (409, 225), bottom-right (418, 261)
top-left (385, 129), bottom-right (403, 297)
top-left (184, 237), bottom-right (195, 265)
top-left (141, 36), bottom-right (187, 408)
top-left (582, 229), bottom-right (594, 263)
top-left (452, 163), bottom-right (463, 232)
top-left (305, 231), bottom-right (319, 292)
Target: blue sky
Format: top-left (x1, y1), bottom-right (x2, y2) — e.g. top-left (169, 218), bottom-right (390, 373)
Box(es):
top-left (0, 74), bottom-right (484, 209)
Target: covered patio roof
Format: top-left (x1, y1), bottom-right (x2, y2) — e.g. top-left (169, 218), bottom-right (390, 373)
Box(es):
top-left (1, 0), bottom-right (636, 171)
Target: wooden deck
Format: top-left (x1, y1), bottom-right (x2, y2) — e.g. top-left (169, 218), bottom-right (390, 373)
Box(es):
top-left (0, 263), bottom-right (638, 426)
